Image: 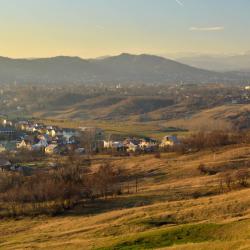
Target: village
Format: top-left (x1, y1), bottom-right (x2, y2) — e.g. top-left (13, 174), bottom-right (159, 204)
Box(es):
top-left (0, 118), bottom-right (179, 172)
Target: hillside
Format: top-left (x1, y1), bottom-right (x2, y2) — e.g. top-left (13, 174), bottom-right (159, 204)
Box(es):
top-left (0, 54), bottom-right (239, 85)
top-left (0, 146), bottom-right (250, 249)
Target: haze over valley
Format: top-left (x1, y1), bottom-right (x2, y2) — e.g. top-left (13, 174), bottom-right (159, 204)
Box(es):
top-left (0, 1), bottom-right (250, 250)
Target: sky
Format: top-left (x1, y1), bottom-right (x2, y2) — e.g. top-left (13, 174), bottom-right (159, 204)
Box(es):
top-left (0, 0), bottom-right (250, 58)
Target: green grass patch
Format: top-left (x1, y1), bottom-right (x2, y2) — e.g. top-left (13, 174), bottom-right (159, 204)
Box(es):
top-left (98, 223), bottom-right (224, 250)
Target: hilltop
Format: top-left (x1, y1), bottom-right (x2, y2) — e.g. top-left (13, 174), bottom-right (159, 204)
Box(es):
top-left (0, 53), bottom-right (240, 85)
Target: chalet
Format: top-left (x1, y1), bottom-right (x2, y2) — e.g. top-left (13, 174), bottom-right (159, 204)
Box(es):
top-left (124, 139), bottom-right (140, 152)
top-left (139, 138), bottom-right (158, 149)
top-left (160, 135), bottom-right (179, 148)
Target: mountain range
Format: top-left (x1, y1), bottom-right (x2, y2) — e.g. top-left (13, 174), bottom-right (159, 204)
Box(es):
top-left (0, 53), bottom-right (246, 85)
top-left (177, 53), bottom-right (250, 72)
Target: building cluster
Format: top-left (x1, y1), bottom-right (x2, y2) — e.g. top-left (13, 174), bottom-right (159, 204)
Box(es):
top-left (0, 119), bottom-right (87, 155)
top-left (101, 135), bottom-right (179, 153)
top-left (0, 119), bottom-right (180, 156)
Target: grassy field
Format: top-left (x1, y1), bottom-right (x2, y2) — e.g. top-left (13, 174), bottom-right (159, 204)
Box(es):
top-left (0, 144), bottom-right (250, 249)
top-left (35, 103), bottom-right (250, 139)
top-left (36, 118), bottom-right (189, 140)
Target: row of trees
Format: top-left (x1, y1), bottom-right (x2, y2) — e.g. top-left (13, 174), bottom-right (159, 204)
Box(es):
top-left (0, 160), bottom-right (126, 217)
top-left (163, 130), bottom-right (250, 154)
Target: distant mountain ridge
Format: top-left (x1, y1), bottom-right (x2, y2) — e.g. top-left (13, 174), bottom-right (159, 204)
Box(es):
top-left (178, 53), bottom-right (250, 72)
top-left (0, 53), bottom-right (244, 84)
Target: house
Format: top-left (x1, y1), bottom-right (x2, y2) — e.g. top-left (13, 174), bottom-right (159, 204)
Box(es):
top-left (32, 139), bottom-right (48, 151)
top-left (103, 140), bottom-right (124, 150)
top-left (16, 139), bottom-right (32, 150)
top-left (2, 119), bottom-right (13, 127)
top-left (160, 135), bottom-right (179, 148)
top-left (16, 135), bottom-right (37, 150)
top-left (45, 144), bottom-right (60, 155)
top-left (0, 141), bottom-right (17, 152)
top-left (0, 127), bottom-right (17, 140)
top-left (16, 121), bottom-right (29, 131)
top-left (0, 159), bottom-right (11, 172)
top-left (26, 125), bottom-right (37, 133)
top-left (103, 140), bottom-right (112, 149)
top-left (46, 129), bottom-right (57, 138)
top-left (37, 134), bottom-right (50, 142)
top-left (0, 144), bottom-right (6, 153)
top-left (124, 139), bottom-right (140, 152)
top-left (62, 129), bottom-right (78, 142)
top-left (139, 138), bottom-right (158, 152)
top-left (68, 136), bottom-right (79, 145)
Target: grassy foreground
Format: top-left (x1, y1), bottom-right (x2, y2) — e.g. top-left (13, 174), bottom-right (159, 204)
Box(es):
top-left (0, 146), bottom-right (250, 249)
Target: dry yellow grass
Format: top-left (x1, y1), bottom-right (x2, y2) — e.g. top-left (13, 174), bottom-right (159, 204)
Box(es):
top-left (0, 145), bottom-right (250, 249)
top-left (164, 104), bottom-right (250, 131)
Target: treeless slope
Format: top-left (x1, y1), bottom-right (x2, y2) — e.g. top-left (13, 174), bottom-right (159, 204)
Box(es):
top-left (164, 104), bottom-right (250, 131)
top-left (0, 189), bottom-right (249, 250)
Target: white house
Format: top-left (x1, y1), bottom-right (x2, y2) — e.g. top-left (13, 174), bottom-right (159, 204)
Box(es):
top-left (160, 135), bottom-right (179, 148)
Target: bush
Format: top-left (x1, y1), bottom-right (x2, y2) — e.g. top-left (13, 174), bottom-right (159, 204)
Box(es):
top-left (154, 152), bottom-right (161, 159)
top-left (198, 164), bottom-right (218, 175)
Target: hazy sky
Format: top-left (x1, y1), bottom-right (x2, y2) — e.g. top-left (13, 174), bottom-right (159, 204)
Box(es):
top-left (0, 0), bottom-right (250, 58)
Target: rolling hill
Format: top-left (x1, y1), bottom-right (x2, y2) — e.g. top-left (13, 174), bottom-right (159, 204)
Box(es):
top-left (0, 147), bottom-right (250, 249)
top-left (0, 53), bottom-right (240, 85)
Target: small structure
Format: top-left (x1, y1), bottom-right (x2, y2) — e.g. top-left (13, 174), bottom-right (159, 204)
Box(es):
top-left (46, 129), bottom-right (57, 138)
top-left (16, 139), bottom-right (32, 150)
top-left (45, 144), bottom-right (60, 155)
top-left (0, 144), bottom-right (6, 153)
top-left (160, 135), bottom-right (179, 148)
top-left (2, 119), bottom-right (12, 127)
top-left (124, 139), bottom-right (140, 152)
top-left (32, 139), bottom-right (48, 151)
top-left (75, 147), bottom-right (85, 155)
top-left (139, 138), bottom-right (158, 151)
top-left (0, 127), bottom-right (17, 140)
top-left (16, 135), bottom-right (37, 151)
top-left (16, 121), bottom-right (29, 131)
top-left (0, 159), bottom-right (11, 172)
